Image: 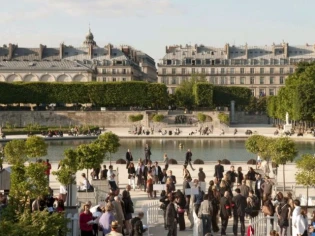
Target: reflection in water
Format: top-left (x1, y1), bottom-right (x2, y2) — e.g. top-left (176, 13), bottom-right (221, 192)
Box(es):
top-left (42, 139), bottom-right (315, 163)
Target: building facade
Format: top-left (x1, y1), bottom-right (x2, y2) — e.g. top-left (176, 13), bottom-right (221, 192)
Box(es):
top-left (0, 29), bottom-right (157, 83)
top-left (158, 42), bottom-right (315, 96)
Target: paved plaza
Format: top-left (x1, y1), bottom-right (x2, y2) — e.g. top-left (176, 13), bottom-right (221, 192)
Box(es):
top-left (1, 125), bottom-right (315, 235)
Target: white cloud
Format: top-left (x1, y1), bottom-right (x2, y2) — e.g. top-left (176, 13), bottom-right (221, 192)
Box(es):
top-left (0, 7), bottom-right (52, 24)
top-left (29, 0), bottom-right (182, 17)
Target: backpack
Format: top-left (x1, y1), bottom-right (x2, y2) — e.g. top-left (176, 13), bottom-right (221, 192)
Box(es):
top-left (130, 217), bottom-right (142, 236)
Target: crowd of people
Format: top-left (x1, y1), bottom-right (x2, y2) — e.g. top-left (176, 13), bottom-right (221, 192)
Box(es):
top-left (122, 144), bottom-right (315, 236)
top-left (79, 185), bottom-right (147, 236)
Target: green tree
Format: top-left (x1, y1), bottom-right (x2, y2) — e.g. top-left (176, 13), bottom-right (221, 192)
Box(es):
top-left (0, 210), bottom-right (68, 235)
top-left (76, 143), bottom-right (104, 181)
top-left (271, 137), bottom-right (298, 191)
top-left (295, 154), bottom-right (315, 207)
top-left (174, 74), bottom-right (206, 109)
top-left (25, 136), bottom-right (48, 160)
top-left (4, 139), bottom-right (27, 165)
top-left (94, 132), bottom-right (120, 165)
top-left (245, 135), bottom-right (273, 161)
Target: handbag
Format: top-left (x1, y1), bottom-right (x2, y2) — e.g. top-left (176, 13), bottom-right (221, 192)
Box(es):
top-left (262, 205), bottom-right (271, 216)
top-left (177, 208), bottom-right (185, 214)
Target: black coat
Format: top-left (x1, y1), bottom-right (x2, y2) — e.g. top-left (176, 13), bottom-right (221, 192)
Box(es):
top-left (214, 164), bottom-right (224, 179)
top-left (232, 194), bottom-right (247, 217)
top-left (126, 151), bottom-right (133, 162)
top-left (185, 151), bottom-right (192, 163)
top-left (219, 196), bottom-right (231, 218)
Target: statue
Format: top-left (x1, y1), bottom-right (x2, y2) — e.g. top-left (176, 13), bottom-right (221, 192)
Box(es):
top-left (285, 112), bottom-right (289, 125)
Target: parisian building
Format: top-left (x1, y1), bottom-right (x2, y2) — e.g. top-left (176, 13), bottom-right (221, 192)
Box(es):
top-left (157, 42), bottom-right (315, 96)
top-left (0, 29), bottom-right (157, 83)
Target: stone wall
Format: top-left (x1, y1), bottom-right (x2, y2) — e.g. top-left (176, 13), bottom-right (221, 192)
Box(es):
top-left (0, 111), bottom-right (149, 128)
top-left (234, 112), bottom-right (270, 124)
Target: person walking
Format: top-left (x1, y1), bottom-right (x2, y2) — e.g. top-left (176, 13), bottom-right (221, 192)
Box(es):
top-left (198, 194), bottom-right (213, 236)
top-left (214, 160), bottom-right (224, 183)
top-left (185, 149), bottom-right (195, 171)
top-left (276, 197), bottom-right (291, 236)
top-left (163, 153), bottom-right (169, 170)
top-left (198, 168), bottom-right (206, 182)
top-left (128, 163), bottom-right (136, 191)
top-left (144, 144), bottom-right (151, 164)
top-left (226, 165), bottom-right (238, 189)
top-left (126, 149), bottom-right (133, 169)
top-left (166, 193), bottom-right (177, 236)
top-left (292, 199), bottom-right (302, 236)
top-left (232, 188), bottom-right (247, 236)
top-left (295, 208), bottom-right (308, 236)
top-left (239, 180), bottom-right (250, 199)
top-left (79, 204), bottom-right (94, 236)
top-left (220, 191), bottom-right (231, 236)
top-left (261, 176), bottom-right (273, 203)
top-left (44, 159), bottom-right (52, 181)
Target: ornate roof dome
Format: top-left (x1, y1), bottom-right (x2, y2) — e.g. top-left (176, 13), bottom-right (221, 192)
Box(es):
top-left (83, 28), bottom-right (97, 47)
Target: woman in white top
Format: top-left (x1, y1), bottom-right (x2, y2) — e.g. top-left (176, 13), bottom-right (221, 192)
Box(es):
top-left (295, 208), bottom-right (308, 236)
top-left (292, 199), bottom-right (302, 236)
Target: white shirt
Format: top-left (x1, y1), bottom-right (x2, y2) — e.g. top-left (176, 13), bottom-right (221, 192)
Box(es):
top-left (292, 206), bottom-right (301, 236)
top-left (296, 214), bottom-right (308, 234)
top-left (60, 185), bottom-right (67, 194)
top-left (107, 169), bottom-right (113, 179)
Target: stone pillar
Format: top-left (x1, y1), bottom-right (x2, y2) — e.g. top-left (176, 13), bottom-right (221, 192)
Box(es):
top-left (230, 100), bottom-right (235, 123)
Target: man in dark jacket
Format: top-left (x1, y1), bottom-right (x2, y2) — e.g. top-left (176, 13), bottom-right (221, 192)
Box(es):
top-left (144, 144), bottom-right (151, 164)
top-left (232, 188), bottom-right (247, 236)
top-left (165, 193), bottom-right (177, 236)
top-left (214, 160), bottom-right (224, 182)
top-left (226, 165), bottom-right (238, 188)
top-left (126, 149), bottom-right (133, 169)
top-left (198, 167), bottom-right (206, 182)
top-left (185, 149), bottom-right (195, 171)
top-left (167, 170), bottom-right (177, 191)
top-left (255, 174), bottom-right (264, 206)
top-left (220, 191), bottom-right (231, 236)
top-left (130, 212), bottom-right (147, 236)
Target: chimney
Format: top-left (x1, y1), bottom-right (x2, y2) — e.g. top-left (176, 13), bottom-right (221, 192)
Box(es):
top-left (88, 44), bottom-right (93, 59)
top-left (166, 46), bottom-right (168, 53)
top-left (245, 43), bottom-right (248, 59)
top-left (8, 43), bottom-right (16, 60)
top-left (39, 44), bottom-right (46, 60)
top-left (224, 43), bottom-right (230, 59)
top-left (59, 43), bottom-right (64, 59)
top-left (272, 43), bottom-right (275, 56)
top-left (107, 44), bottom-right (112, 59)
top-left (283, 42), bottom-right (288, 58)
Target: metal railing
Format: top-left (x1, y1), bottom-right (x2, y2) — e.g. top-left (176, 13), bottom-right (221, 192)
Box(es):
top-left (142, 200), bottom-right (161, 236)
top-left (250, 213), bottom-right (291, 236)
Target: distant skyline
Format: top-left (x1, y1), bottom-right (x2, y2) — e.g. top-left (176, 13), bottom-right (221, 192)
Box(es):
top-left (1, 0), bottom-right (315, 63)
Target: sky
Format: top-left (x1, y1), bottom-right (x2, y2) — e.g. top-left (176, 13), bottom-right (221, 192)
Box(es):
top-left (1, 0), bottom-right (315, 64)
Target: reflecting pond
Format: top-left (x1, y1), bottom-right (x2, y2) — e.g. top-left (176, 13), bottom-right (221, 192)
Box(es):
top-left (41, 138), bottom-right (315, 163)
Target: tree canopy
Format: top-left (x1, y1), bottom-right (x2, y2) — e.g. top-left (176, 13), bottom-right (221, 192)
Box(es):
top-left (267, 62), bottom-right (315, 122)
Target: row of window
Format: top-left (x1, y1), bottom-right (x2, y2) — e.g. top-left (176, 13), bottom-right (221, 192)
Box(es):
top-left (97, 77), bottom-right (128, 82)
top-left (161, 67), bottom-right (294, 75)
top-left (160, 76), bottom-right (285, 85)
top-left (99, 68), bottom-right (129, 74)
top-left (251, 88), bottom-right (276, 96)
top-left (162, 58), bottom-right (313, 66)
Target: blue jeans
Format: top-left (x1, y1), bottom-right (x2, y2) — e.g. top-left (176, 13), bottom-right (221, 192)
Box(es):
top-left (202, 214), bottom-right (212, 235)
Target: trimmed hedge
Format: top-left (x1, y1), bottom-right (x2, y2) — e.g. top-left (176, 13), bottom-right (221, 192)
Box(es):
top-left (213, 86), bottom-right (252, 107)
top-left (193, 159), bottom-right (204, 164)
top-left (193, 83), bottom-right (214, 107)
top-left (0, 82), bottom-right (168, 107)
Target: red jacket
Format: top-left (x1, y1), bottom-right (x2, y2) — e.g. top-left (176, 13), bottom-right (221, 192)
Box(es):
top-left (79, 212), bottom-right (93, 231)
top-left (45, 162), bottom-right (51, 175)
